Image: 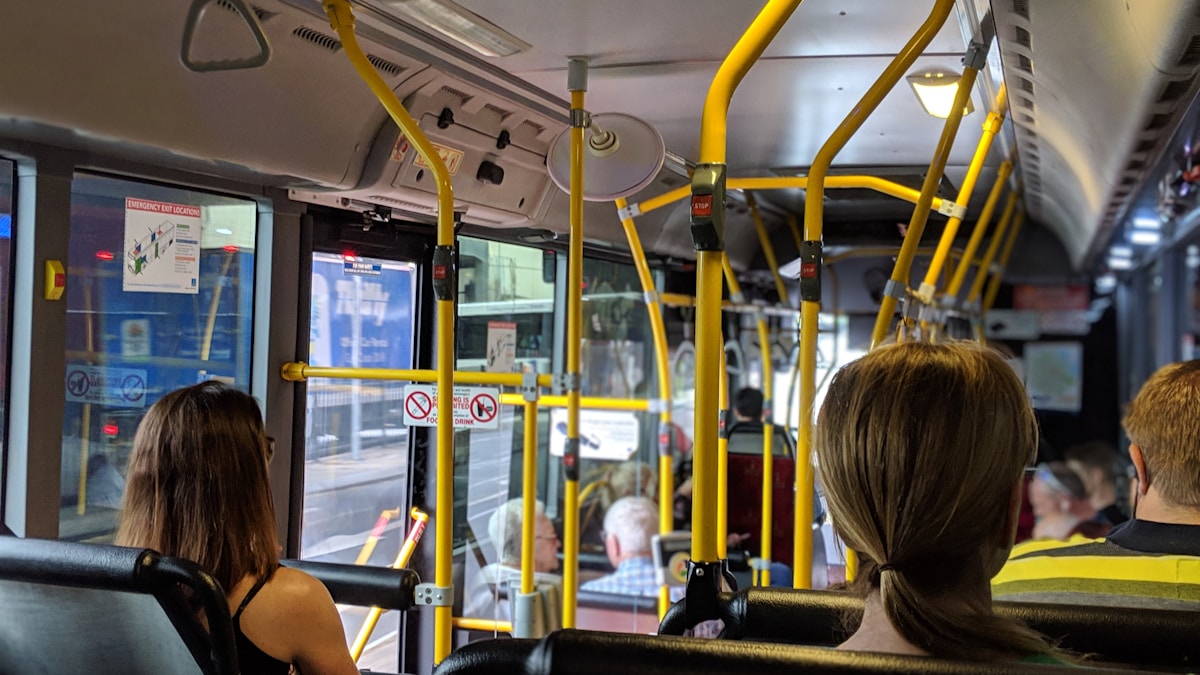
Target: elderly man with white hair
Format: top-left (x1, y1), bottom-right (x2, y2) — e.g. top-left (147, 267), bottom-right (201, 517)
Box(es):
top-left (581, 496), bottom-right (662, 596)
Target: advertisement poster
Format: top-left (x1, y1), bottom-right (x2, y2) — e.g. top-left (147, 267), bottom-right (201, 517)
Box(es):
top-left (486, 321), bottom-right (517, 373)
top-left (123, 198), bottom-right (202, 294)
top-left (1024, 342), bottom-right (1083, 413)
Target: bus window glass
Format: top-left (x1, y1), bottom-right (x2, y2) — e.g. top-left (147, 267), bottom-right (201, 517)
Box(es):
top-left (454, 238), bottom-right (556, 630)
top-left (60, 174), bottom-right (257, 541)
top-left (1188, 244), bottom-right (1200, 360)
top-left (0, 159), bottom-right (12, 493)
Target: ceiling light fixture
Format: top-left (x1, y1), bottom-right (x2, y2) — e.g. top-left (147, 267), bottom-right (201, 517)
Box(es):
top-left (1130, 229), bottom-right (1161, 246)
top-left (1132, 216), bottom-right (1161, 230)
top-left (906, 69), bottom-right (975, 119)
top-left (380, 0), bottom-right (530, 57)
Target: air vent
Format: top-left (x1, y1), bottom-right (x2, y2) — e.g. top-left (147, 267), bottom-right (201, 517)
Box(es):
top-left (1126, 159), bottom-right (1146, 172)
top-left (439, 85), bottom-right (473, 105)
top-left (483, 103), bottom-right (513, 121)
top-left (368, 195), bottom-right (436, 213)
top-left (1014, 26), bottom-right (1031, 48)
top-left (216, 0), bottom-right (274, 21)
top-left (1015, 97), bottom-right (1035, 110)
top-left (1145, 113), bottom-right (1171, 131)
top-left (1134, 139), bottom-right (1156, 154)
top-left (1018, 77), bottom-right (1035, 94)
top-left (366, 54), bottom-right (404, 77)
top-left (1011, 0), bottom-right (1030, 20)
top-left (1178, 34), bottom-right (1200, 67)
top-left (518, 119), bottom-right (546, 137)
top-left (1017, 55), bottom-right (1033, 74)
top-left (1025, 152), bottom-right (1040, 163)
top-left (1120, 175), bottom-right (1137, 186)
top-left (1023, 128), bottom-right (1038, 139)
top-left (1159, 76), bottom-right (1196, 103)
top-left (1019, 113), bottom-right (1035, 125)
top-left (292, 26), bottom-right (341, 53)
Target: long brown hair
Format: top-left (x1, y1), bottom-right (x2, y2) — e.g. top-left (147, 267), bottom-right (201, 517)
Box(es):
top-left (816, 341), bottom-right (1053, 661)
top-left (115, 381), bottom-right (279, 593)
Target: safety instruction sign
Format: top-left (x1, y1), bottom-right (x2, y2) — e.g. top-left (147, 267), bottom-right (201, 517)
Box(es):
top-left (485, 321), bottom-right (516, 373)
top-left (123, 198), bottom-right (202, 294)
top-left (402, 384), bottom-right (500, 429)
top-left (548, 409), bottom-right (639, 461)
top-left (65, 365), bottom-right (147, 408)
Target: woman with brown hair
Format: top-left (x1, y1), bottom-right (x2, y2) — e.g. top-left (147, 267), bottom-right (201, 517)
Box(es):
top-left (815, 341), bottom-right (1062, 663)
top-left (116, 381), bottom-right (357, 675)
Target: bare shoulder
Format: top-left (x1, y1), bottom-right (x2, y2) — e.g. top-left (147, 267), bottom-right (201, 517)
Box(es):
top-left (266, 566), bottom-right (337, 605)
top-left (239, 567), bottom-right (358, 675)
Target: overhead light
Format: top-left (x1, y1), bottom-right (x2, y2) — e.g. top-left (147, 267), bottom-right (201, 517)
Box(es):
top-left (1109, 245), bottom-right (1133, 258)
top-left (1132, 216), bottom-right (1160, 230)
top-left (1108, 257), bottom-right (1133, 270)
top-left (1130, 230), bottom-right (1160, 246)
top-left (906, 69), bottom-right (976, 119)
top-left (1095, 273), bottom-right (1117, 294)
top-left (215, 227), bottom-right (233, 235)
top-left (381, 0), bottom-right (530, 57)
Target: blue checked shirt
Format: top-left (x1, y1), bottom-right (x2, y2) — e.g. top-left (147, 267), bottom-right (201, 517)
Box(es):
top-left (581, 556), bottom-right (679, 598)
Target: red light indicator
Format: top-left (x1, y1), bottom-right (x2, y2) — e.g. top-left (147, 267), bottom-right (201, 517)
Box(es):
top-left (102, 422), bottom-right (119, 436)
top-left (223, 245), bottom-right (239, 253)
top-left (343, 252), bottom-right (356, 262)
top-left (95, 251), bottom-right (114, 261)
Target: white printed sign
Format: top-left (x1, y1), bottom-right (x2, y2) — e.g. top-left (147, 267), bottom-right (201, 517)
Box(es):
top-left (549, 409), bottom-right (640, 461)
top-left (402, 384), bottom-right (500, 429)
top-left (65, 365), bottom-right (147, 408)
top-left (485, 321), bottom-right (516, 373)
top-left (123, 198), bottom-right (202, 294)
top-left (121, 319), bottom-right (151, 357)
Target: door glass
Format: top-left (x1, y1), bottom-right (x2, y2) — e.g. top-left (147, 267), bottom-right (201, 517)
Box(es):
top-left (0, 159), bottom-right (12, 499)
top-left (60, 174), bottom-right (257, 541)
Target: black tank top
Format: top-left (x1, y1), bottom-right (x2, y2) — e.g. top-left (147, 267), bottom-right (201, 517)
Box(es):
top-left (232, 574), bottom-right (292, 675)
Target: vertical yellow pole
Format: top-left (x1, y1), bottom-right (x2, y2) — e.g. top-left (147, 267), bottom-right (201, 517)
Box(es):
top-left (917, 84), bottom-right (1007, 302)
top-left (321, 1), bottom-right (456, 661)
top-left (717, 348), bottom-right (729, 560)
top-left (562, 60), bottom-right (587, 629)
top-left (615, 197), bottom-right (675, 618)
top-left (77, 279), bottom-right (95, 515)
top-left (966, 191), bottom-right (1020, 305)
top-left (520, 400), bottom-right (539, 596)
top-left (748, 193), bottom-right (789, 302)
top-left (797, 0), bottom-right (958, 587)
top-left (944, 161), bottom-right (1013, 301)
top-left (869, 64), bottom-right (980, 349)
top-left (693, 0), bottom-right (803, 569)
top-left (982, 209), bottom-right (1026, 312)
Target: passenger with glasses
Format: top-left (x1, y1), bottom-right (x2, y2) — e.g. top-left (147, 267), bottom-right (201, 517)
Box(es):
top-left (1027, 461), bottom-right (1111, 541)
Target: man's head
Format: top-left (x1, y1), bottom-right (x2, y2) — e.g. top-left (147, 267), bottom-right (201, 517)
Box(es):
top-left (601, 496), bottom-right (658, 567)
top-left (1123, 360), bottom-right (1200, 514)
top-left (734, 387), bottom-right (764, 422)
top-left (488, 499), bottom-right (560, 573)
top-left (1028, 462), bottom-right (1089, 521)
top-left (1064, 441), bottom-right (1119, 508)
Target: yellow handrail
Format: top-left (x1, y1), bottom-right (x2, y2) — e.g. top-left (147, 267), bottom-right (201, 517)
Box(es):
top-left (918, 83), bottom-right (1008, 303)
top-left (451, 618), bottom-right (513, 633)
top-left (562, 60), bottom-right (587, 629)
top-left (350, 508), bottom-right (429, 661)
top-left (982, 208), bottom-right (1026, 313)
top-left (966, 190), bottom-right (1020, 305)
top-left (944, 160), bottom-right (1013, 301)
top-left (799, 0), bottom-right (957, 586)
top-left (615, 196), bottom-right (675, 619)
top-left (747, 193), bottom-right (789, 303)
top-left (519, 399), bottom-right (539, 602)
top-left (281, 363), bottom-right (553, 388)
top-left (869, 63), bottom-right (980, 348)
top-left (693, 0), bottom-right (804, 569)
top-left (322, 1), bottom-right (456, 661)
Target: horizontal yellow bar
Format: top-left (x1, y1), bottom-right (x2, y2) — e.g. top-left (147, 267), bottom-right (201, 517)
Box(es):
top-left (451, 618), bottom-right (512, 633)
top-left (635, 175), bottom-right (949, 216)
top-left (281, 363), bottom-right (552, 388)
top-left (658, 293), bottom-right (799, 317)
top-left (499, 393), bottom-right (651, 412)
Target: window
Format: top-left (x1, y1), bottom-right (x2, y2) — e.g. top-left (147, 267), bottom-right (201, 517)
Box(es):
top-left (0, 159), bottom-right (13, 502)
top-left (60, 174), bottom-right (257, 541)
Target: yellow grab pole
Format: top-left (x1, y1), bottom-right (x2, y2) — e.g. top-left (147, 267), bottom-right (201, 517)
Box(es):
top-left (354, 508), bottom-right (403, 566)
top-left (785, 213), bottom-right (804, 258)
top-left (280, 363), bottom-right (552, 388)
top-left (519, 399), bottom-right (539, 607)
top-left (717, 346), bottom-right (730, 560)
top-left (945, 160), bottom-right (1013, 301)
top-left (77, 279), bottom-right (96, 515)
top-left (350, 508), bottom-right (429, 661)
top-left (966, 190), bottom-right (1020, 305)
top-left (869, 63), bottom-right (980, 349)
top-left (982, 208), bottom-right (1026, 312)
top-left (799, 0), bottom-right (956, 586)
top-left (451, 618), bottom-right (513, 633)
top-left (322, 1), bottom-right (457, 662)
top-left (917, 88), bottom-right (1007, 302)
top-left (561, 60), bottom-right (589, 629)
top-left (615, 196), bottom-right (675, 619)
top-left (693, 0), bottom-right (802, 571)
top-left (721, 254), bottom-right (773, 586)
top-left (748, 193), bottom-right (789, 303)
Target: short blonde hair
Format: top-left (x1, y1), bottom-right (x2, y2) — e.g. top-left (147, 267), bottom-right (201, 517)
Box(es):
top-left (816, 341), bottom-right (1048, 660)
top-left (1123, 360), bottom-right (1200, 508)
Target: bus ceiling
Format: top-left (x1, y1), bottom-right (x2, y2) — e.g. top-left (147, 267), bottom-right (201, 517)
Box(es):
top-left (2, 1), bottom-right (1200, 275)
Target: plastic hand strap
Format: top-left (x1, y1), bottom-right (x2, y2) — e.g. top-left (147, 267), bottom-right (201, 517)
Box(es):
top-left (181, 0), bottom-right (272, 73)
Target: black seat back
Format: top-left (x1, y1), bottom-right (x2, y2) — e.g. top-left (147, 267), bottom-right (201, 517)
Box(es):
top-left (723, 587), bottom-right (1200, 670)
top-left (0, 535), bottom-right (236, 675)
top-left (280, 558), bottom-right (419, 610)
top-left (436, 629), bottom-right (1120, 675)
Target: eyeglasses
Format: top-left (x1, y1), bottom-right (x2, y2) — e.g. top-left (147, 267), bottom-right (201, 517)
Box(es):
top-left (265, 436), bottom-right (276, 463)
top-left (1034, 463), bottom-right (1081, 499)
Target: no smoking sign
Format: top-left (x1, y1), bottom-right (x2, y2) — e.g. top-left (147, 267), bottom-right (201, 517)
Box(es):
top-left (402, 384), bottom-right (501, 430)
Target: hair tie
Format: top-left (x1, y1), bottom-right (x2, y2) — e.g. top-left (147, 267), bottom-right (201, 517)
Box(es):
top-left (878, 563), bottom-right (896, 574)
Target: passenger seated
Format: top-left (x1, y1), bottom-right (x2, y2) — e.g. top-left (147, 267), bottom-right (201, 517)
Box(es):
top-left (581, 496), bottom-right (664, 597)
top-left (815, 341), bottom-right (1063, 662)
top-left (464, 499), bottom-right (562, 628)
top-left (994, 360), bottom-right (1200, 609)
top-left (116, 381), bottom-right (358, 675)
top-left (1028, 462), bottom-right (1112, 540)
top-left (1064, 441), bottom-right (1129, 525)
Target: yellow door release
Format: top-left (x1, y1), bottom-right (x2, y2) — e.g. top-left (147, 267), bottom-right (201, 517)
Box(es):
top-left (45, 260), bottom-right (65, 300)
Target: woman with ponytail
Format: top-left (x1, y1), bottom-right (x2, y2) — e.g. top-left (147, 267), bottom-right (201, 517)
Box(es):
top-left (815, 341), bottom-right (1064, 662)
